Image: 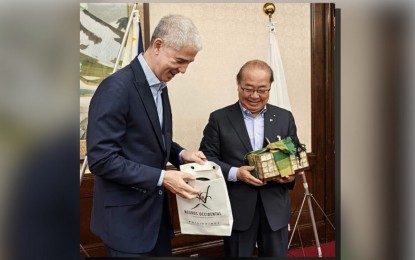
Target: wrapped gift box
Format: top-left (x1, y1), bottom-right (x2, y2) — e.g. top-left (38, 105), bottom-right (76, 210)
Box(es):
top-left (246, 151), bottom-right (280, 182)
top-left (245, 137), bottom-right (309, 181)
top-left (290, 150), bottom-right (310, 172)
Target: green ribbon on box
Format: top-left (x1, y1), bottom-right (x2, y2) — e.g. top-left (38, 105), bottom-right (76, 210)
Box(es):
top-left (265, 137), bottom-right (297, 153)
top-left (265, 137), bottom-right (297, 177)
top-left (245, 137), bottom-right (299, 178)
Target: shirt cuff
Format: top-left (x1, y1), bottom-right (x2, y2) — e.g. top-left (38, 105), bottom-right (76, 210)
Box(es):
top-left (157, 170), bottom-right (165, 186)
top-left (179, 149), bottom-right (186, 163)
top-left (228, 167), bottom-right (238, 182)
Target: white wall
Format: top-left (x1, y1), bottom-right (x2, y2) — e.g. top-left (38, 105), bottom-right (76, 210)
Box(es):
top-left (149, 3), bottom-right (311, 151)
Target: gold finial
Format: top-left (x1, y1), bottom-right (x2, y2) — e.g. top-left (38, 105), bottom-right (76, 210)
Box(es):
top-left (263, 3), bottom-right (275, 22)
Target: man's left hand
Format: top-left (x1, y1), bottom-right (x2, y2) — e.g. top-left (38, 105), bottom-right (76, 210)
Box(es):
top-left (181, 150), bottom-right (206, 165)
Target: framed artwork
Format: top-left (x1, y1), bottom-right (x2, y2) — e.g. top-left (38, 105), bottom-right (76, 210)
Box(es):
top-left (80, 3), bottom-right (143, 140)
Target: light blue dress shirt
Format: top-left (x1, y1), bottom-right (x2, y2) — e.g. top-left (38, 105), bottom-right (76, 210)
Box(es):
top-left (137, 54), bottom-right (182, 186)
top-left (138, 54), bottom-right (166, 127)
top-left (228, 103), bottom-right (267, 182)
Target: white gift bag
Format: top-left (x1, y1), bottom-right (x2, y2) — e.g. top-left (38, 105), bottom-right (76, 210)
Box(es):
top-left (176, 161), bottom-right (233, 236)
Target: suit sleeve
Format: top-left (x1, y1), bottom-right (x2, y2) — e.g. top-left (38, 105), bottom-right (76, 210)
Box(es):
top-left (287, 111), bottom-right (300, 190)
top-left (86, 76), bottom-right (160, 190)
top-left (169, 142), bottom-right (184, 169)
top-left (199, 113), bottom-right (234, 180)
top-left (288, 111), bottom-right (300, 147)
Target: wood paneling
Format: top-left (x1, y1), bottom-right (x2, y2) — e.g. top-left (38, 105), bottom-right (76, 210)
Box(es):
top-left (289, 3), bottom-right (336, 246)
top-left (287, 3), bottom-right (336, 248)
top-left (79, 174), bottom-right (105, 257)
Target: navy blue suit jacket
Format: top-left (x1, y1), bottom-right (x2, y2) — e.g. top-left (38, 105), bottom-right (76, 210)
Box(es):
top-left (199, 102), bottom-right (299, 231)
top-left (86, 57), bottom-right (183, 253)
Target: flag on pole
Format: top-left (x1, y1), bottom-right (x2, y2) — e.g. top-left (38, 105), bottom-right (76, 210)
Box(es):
top-left (267, 22), bottom-right (292, 111)
top-left (137, 17), bottom-right (144, 55)
top-left (121, 9), bottom-right (144, 68)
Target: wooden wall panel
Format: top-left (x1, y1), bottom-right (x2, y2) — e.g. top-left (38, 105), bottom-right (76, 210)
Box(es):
top-left (289, 3), bottom-right (336, 247)
top-left (287, 3), bottom-right (336, 248)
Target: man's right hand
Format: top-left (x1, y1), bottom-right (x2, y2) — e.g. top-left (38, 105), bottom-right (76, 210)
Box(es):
top-left (236, 166), bottom-right (265, 186)
top-left (163, 170), bottom-right (201, 199)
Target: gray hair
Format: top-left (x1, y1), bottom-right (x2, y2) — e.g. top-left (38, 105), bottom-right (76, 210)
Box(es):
top-left (151, 14), bottom-right (202, 51)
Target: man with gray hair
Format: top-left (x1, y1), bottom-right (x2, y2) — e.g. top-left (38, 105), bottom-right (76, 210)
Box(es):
top-left (87, 14), bottom-right (205, 257)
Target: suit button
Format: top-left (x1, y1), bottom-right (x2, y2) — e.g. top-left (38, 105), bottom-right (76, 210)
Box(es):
top-left (158, 190), bottom-right (163, 195)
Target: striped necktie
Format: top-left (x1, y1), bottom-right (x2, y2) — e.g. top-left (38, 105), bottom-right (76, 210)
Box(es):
top-left (155, 83), bottom-right (165, 128)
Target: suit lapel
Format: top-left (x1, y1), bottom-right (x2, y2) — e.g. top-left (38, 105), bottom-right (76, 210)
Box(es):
top-left (264, 106), bottom-right (277, 144)
top-left (264, 105), bottom-right (283, 143)
top-left (130, 58), bottom-right (165, 152)
top-left (226, 102), bottom-right (253, 152)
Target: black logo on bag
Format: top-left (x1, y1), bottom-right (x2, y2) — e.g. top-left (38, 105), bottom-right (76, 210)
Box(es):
top-left (191, 185), bottom-right (212, 210)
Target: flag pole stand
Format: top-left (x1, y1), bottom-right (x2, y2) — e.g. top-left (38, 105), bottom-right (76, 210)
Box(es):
top-left (113, 2), bottom-right (139, 73)
top-left (288, 171), bottom-right (335, 257)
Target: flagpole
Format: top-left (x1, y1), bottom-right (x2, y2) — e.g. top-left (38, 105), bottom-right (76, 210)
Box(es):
top-left (113, 3), bottom-right (138, 73)
top-left (264, 3), bottom-right (292, 111)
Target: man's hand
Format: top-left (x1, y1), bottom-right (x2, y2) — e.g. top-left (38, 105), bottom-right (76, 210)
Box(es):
top-left (181, 150), bottom-right (206, 165)
top-left (163, 170), bottom-right (201, 199)
top-left (273, 171), bottom-right (301, 184)
top-left (236, 166), bottom-right (265, 186)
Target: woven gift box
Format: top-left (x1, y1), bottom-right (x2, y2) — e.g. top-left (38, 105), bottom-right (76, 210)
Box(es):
top-left (245, 137), bottom-right (309, 182)
top-left (290, 144), bottom-right (309, 172)
top-left (246, 151), bottom-right (279, 181)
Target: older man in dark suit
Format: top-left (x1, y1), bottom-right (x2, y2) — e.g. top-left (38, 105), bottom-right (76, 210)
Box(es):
top-left (199, 60), bottom-right (301, 257)
top-left (87, 14), bottom-right (206, 257)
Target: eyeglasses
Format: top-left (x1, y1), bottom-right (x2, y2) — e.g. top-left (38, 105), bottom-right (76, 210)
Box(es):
top-left (240, 86), bottom-right (271, 95)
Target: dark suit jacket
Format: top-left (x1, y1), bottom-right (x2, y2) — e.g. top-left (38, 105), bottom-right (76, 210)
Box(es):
top-left (86, 57), bottom-right (183, 253)
top-left (199, 102), bottom-right (299, 232)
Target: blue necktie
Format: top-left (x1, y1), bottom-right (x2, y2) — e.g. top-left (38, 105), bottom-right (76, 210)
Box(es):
top-left (155, 83), bottom-right (166, 150)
